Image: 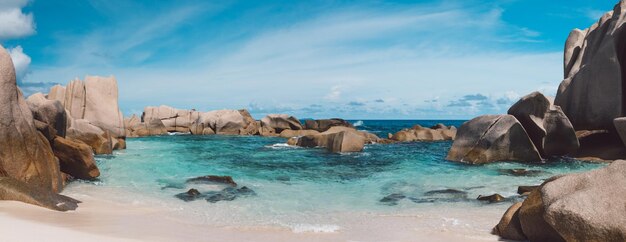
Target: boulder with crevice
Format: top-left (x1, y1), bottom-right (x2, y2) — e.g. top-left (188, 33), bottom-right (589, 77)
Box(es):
top-left (52, 137), bottom-right (100, 180)
top-left (446, 115), bottom-right (542, 164)
top-left (508, 91), bottom-right (579, 157)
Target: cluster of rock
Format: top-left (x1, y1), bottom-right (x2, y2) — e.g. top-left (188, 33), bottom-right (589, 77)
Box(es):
top-left (0, 46), bottom-right (123, 211)
top-left (493, 160), bottom-right (626, 241)
top-left (125, 106), bottom-right (380, 153)
top-left (388, 124), bottom-right (456, 142)
top-left (447, 92), bottom-right (578, 164)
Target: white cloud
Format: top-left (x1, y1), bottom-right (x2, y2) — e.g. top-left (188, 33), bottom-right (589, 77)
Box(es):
top-left (0, 0), bottom-right (35, 40)
top-left (324, 85), bottom-right (343, 101)
top-left (8, 45), bottom-right (30, 81)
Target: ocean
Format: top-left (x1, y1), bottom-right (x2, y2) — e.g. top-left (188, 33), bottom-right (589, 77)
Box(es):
top-left (64, 120), bottom-right (604, 233)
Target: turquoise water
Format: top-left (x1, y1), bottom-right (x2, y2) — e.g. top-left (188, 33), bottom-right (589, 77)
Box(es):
top-left (68, 120), bottom-right (605, 230)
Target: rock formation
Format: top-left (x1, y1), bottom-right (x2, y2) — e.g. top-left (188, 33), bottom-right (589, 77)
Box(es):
top-left (508, 92), bottom-right (579, 157)
top-left (142, 105), bottom-right (199, 133)
top-left (390, 124), bottom-right (456, 142)
top-left (494, 160), bottom-right (626, 241)
top-left (555, 1), bottom-right (626, 130)
top-left (260, 114), bottom-right (303, 136)
top-left (446, 115), bottom-right (542, 164)
top-left (0, 177), bottom-right (79, 211)
top-left (0, 45), bottom-right (63, 193)
top-left (64, 76), bottom-right (125, 139)
top-left (125, 114), bottom-right (168, 137)
top-left (66, 119), bottom-right (113, 155)
top-left (303, 119), bottom-right (353, 132)
top-left (292, 126), bottom-right (378, 153)
top-left (190, 109), bottom-right (258, 135)
top-left (26, 93), bottom-right (68, 138)
top-left (52, 137), bottom-right (100, 180)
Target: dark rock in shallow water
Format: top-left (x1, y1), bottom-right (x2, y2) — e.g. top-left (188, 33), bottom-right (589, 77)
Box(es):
top-left (175, 188), bottom-right (203, 202)
top-left (498, 169), bottom-right (544, 177)
top-left (477, 194), bottom-right (505, 203)
top-left (275, 176), bottom-right (290, 182)
top-left (186, 175), bottom-right (237, 187)
top-left (517, 185), bottom-right (540, 195)
top-left (379, 193), bottom-right (406, 205)
top-left (206, 186), bottom-right (256, 203)
top-left (410, 189), bottom-right (469, 203)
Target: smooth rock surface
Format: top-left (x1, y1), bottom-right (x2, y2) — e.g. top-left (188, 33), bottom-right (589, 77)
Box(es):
top-left (52, 137), bottom-right (100, 180)
top-left (446, 115), bottom-right (542, 164)
top-left (0, 45), bottom-right (63, 192)
top-left (0, 177), bottom-right (79, 211)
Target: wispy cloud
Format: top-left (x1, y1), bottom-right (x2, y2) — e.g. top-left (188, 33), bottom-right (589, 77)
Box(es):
top-left (27, 1), bottom-right (562, 119)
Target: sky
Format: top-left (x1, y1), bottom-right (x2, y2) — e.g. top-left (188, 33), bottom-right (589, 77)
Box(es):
top-left (0, 0), bottom-right (619, 119)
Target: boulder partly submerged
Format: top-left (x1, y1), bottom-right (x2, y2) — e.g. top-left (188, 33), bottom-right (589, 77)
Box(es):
top-left (390, 124), bottom-right (456, 142)
top-left (293, 126), bottom-right (377, 153)
top-left (260, 114), bottom-right (303, 136)
top-left (494, 160), bottom-right (626, 241)
top-left (446, 115), bottom-right (542, 164)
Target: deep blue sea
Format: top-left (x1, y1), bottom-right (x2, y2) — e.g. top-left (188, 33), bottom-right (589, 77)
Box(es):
top-left (65, 120), bottom-right (604, 232)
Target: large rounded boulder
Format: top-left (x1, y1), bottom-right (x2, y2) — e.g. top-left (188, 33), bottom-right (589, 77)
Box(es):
top-left (0, 45), bottom-right (63, 193)
top-left (508, 91), bottom-right (579, 157)
top-left (66, 119), bottom-right (113, 155)
top-left (446, 115), bottom-right (541, 164)
top-left (52, 137), bottom-right (100, 180)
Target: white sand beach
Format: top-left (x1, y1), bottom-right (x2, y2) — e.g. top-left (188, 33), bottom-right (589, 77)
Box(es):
top-left (0, 192), bottom-right (504, 242)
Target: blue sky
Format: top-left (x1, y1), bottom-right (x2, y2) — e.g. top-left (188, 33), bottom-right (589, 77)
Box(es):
top-left (0, 0), bottom-right (618, 119)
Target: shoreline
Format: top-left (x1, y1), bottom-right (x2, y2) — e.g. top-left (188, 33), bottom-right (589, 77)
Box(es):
top-left (0, 188), bottom-right (504, 242)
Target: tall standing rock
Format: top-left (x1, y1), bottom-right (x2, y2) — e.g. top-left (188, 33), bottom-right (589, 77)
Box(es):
top-left (26, 93), bottom-right (68, 138)
top-left (0, 45), bottom-right (62, 192)
top-left (555, 1), bottom-right (626, 130)
top-left (63, 76), bottom-right (125, 139)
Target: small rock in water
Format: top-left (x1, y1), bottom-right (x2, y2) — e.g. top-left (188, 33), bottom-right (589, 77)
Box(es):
top-left (205, 186), bottom-right (257, 203)
top-left (498, 169), bottom-right (543, 177)
top-left (477, 194), bottom-right (505, 203)
top-left (379, 193), bottom-right (406, 205)
top-left (175, 188), bottom-right (204, 202)
top-left (276, 176), bottom-right (291, 182)
top-left (186, 175), bottom-right (237, 187)
top-left (517, 185), bottom-right (540, 195)
top-left (411, 189), bottom-right (469, 203)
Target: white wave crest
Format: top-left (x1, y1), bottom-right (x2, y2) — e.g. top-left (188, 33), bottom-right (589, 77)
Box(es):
top-left (353, 120), bottom-right (364, 127)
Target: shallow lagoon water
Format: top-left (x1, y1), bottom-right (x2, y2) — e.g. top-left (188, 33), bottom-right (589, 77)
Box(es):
top-left (65, 120), bottom-right (605, 232)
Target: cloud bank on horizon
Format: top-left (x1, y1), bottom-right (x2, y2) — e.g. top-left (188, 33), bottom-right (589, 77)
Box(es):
top-left (0, 0), bottom-right (617, 119)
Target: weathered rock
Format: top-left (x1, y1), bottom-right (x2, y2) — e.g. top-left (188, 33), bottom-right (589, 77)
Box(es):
top-left (52, 136), bottom-right (100, 180)
top-left (574, 130), bottom-right (626, 161)
top-left (33, 119), bottom-right (57, 142)
top-left (0, 177), bottom-right (79, 211)
top-left (142, 105), bottom-right (199, 133)
top-left (303, 119), bottom-right (353, 132)
top-left (66, 119), bottom-right (113, 155)
top-left (492, 202), bottom-right (526, 241)
top-left (555, 2), bottom-right (626, 130)
top-left (26, 92), bottom-right (68, 138)
top-left (508, 92), bottom-right (579, 156)
top-left (379, 193), bottom-right (406, 205)
top-left (191, 109), bottom-right (257, 135)
top-left (477, 194), bottom-right (505, 203)
top-left (614, 117), bottom-right (626, 147)
top-left (517, 185), bottom-right (539, 195)
top-left (279, 129), bottom-right (320, 138)
top-left (390, 124), bottom-right (456, 142)
top-left (294, 127), bottom-right (370, 153)
top-left (498, 169), bottom-right (544, 177)
top-left (0, 45), bottom-right (62, 192)
top-left (186, 175), bottom-right (237, 187)
top-left (47, 84), bottom-right (66, 106)
top-left (541, 160), bottom-right (626, 242)
top-left (518, 186), bottom-right (565, 242)
top-left (64, 76), bottom-right (125, 138)
top-left (446, 115), bottom-right (542, 164)
top-left (205, 186), bottom-right (256, 203)
top-left (175, 188), bottom-right (203, 202)
top-left (410, 189), bottom-right (468, 203)
top-left (125, 114), bottom-right (168, 137)
top-left (260, 114), bottom-right (303, 134)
